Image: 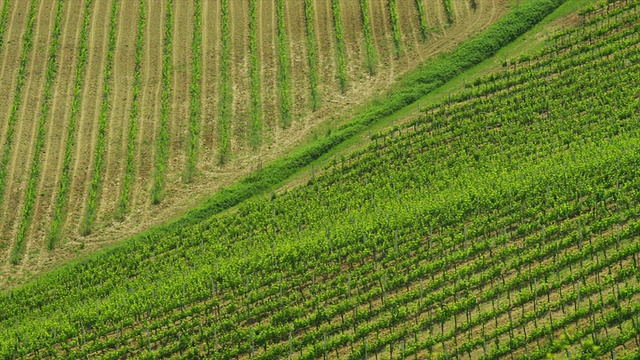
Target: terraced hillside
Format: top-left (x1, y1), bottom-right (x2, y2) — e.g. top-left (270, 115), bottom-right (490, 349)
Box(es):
top-left (1, 0), bottom-right (640, 358)
top-left (0, 0), bottom-right (508, 282)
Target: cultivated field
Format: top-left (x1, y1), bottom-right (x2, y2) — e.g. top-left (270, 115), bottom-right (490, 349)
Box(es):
top-left (2, 0), bottom-right (640, 358)
top-left (0, 0), bottom-right (507, 283)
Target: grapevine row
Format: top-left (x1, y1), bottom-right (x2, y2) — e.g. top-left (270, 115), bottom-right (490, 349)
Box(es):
top-left (218, 0), bottom-right (231, 164)
top-left (151, 0), bottom-right (173, 203)
top-left (360, 0), bottom-right (377, 75)
top-left (80, 0), bottom-right (120, 236)
top-left (115, 0), bottom-right (146, 220)
top-left (47, 0), bottom-right (94, 249)
top-left (185, 0), bottom-right (201, 182)
top-left (276, 0), bottom-right (291, 128)
top-left (0, 0), bottom-right (39, 231)
top-left (12, 0), bottom-right (66, 262)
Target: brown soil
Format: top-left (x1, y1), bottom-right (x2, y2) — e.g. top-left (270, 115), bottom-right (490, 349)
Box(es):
top-left (0, 0), bottom-right (27, 262)
top-left (230, 0), bottom-right (250, 153)
top-left (0, 0), bottom-right (54, 268)
top-left (65, 0), bottom-right (109, 237)
top-left (99, 0), bottom-right (137, 223)
top-left (26, 0), bottom-right (84, 276)
top-left (199, 0), bottom-right (219, 166)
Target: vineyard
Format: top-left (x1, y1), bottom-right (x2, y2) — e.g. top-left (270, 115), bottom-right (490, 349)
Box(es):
top-left (1, 0), bottom-right (639, 357)
top-left (0, 0), bottom-right (502, 280)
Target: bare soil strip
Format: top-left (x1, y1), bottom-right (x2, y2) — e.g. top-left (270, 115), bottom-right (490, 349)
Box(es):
top-left (4, 0), bottom-right (55, 267)
top-left (315, 0), bottom-right (338, 96)
top-left (229, 0), bottom-right (249, 153)
top-left (26, 0), bottom-right (84, 276)
top-left (199, 0), bottom-right (219, 167)
top-left (100, 0), bottom-right (137, 223)
top-left (134, 0), bottom-right (163, 213)
top-left (339, 0), bottom-right (365, 93)
top-left (168, 0), bottom-right (192, 184)
top-left (284, 0), bottom-right (310, 121)
top-left (65, 0), bottom-right (109, 237)
top-left (258, 0), bottom-right (277, 141)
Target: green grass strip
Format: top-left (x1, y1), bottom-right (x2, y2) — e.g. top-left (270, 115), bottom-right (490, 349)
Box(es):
top-left (11, 0), bottom-right (64, 265)
top-left (0, 0), bottom-right (11, 54)
top-left (304, 0), bottom-right (320, 111)
top-left (0, 0), bottom-right (38, 225)
top-left (115, 0), bottom-right (146, 220)
top-left (151, 0), bottom-right (173, 203)
top-left (389, 0), bottom-right (402, 58)
top-left (47, 0), bottom-right (94, 249)
top-left (443, 0), bottom-right (454, 24)
top-left (415, 0), bottom-right (428, 41)
top-left (249, 0), bottom-right (261, 148)
top-left (276, 0), bottom-right (291, 128)
top-left (360, 0), bottom-right (377, 75)
top-left (219, 0), bottom-right (231, 164)
top-left (80, 0), bottom-right (119, 236)
top-left (185, 0), bottom-right (201, 181)
top-left (331, 0), bottom-right (348, 92)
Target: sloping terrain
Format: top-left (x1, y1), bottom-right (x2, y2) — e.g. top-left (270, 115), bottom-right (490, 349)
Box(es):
top-left (0, 0), bottom-right (509, 284)
top-left (1, 0), bottom-right (639, 358)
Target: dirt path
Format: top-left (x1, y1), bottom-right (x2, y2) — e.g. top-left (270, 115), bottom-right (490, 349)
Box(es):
top-left (65, 0), bottom-right (109, 238)
top-left (284, 0), bottom-right (310, 121)
top-left (370, 0), bottom-right (395, 80)
top-left (199, 0), bottom-right (218, 169)
top-left (315, 0), bottom-right (338, 98)
top-left (100, 0), bottom-right (137, 223)
top-left (28, 0), bottom-right (81, 274)
top-left (259, 0), bottom-right (276, 141)
top-left (229, 0), bottom-right (249, 153)
top-left (341, 0), bottom-right (366, 91)
top-left (3, 0), bottom-right (55, 268)
top-left (396, 0), bottom-right (420, 52)
top-left (168, 0), bottom-right (191, 186)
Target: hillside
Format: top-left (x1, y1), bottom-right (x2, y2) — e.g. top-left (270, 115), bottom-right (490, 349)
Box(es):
top-left (1, 0), bottom-right (640, 358)
top-left (0, 0), bottom-right (510, 283)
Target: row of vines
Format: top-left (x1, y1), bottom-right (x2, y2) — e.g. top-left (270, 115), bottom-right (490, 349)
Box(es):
top-left (1, 1), bottom-right (639, 358)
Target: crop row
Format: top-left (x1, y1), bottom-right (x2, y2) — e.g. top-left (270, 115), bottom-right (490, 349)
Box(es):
top-left (443, 0), bottom-right (454, 24)
top-left (80, 0), bottom-right (120, 236)
top-left (218, 0), bottom-right (231, 164)
top-left (389, 0), bottom-right (402, 58)
top-left (360, 0), bottom-right (377, 75)
top-left (0, 0), bottom-right (39, 241)
top-left (249, 0), bottom-right (261, 148)
top-left (185, 0), bottom-right (202, 182)
top-left (151, 0), bottom-right (173, 203)
top-left (332, 0), bottom-right (348, 92)
top-left (304, 0), bottom-right (320, 110)
top-left (13, 0), bottom-right (66, 263)
top-left (0, 0), bottom-right (10, 54)
top-left (116, 0), bottom-right (146, 220)
top-left (276, 0), bottom-right (291, 128)
top-left (414, 0), bottom-right (429, 40)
